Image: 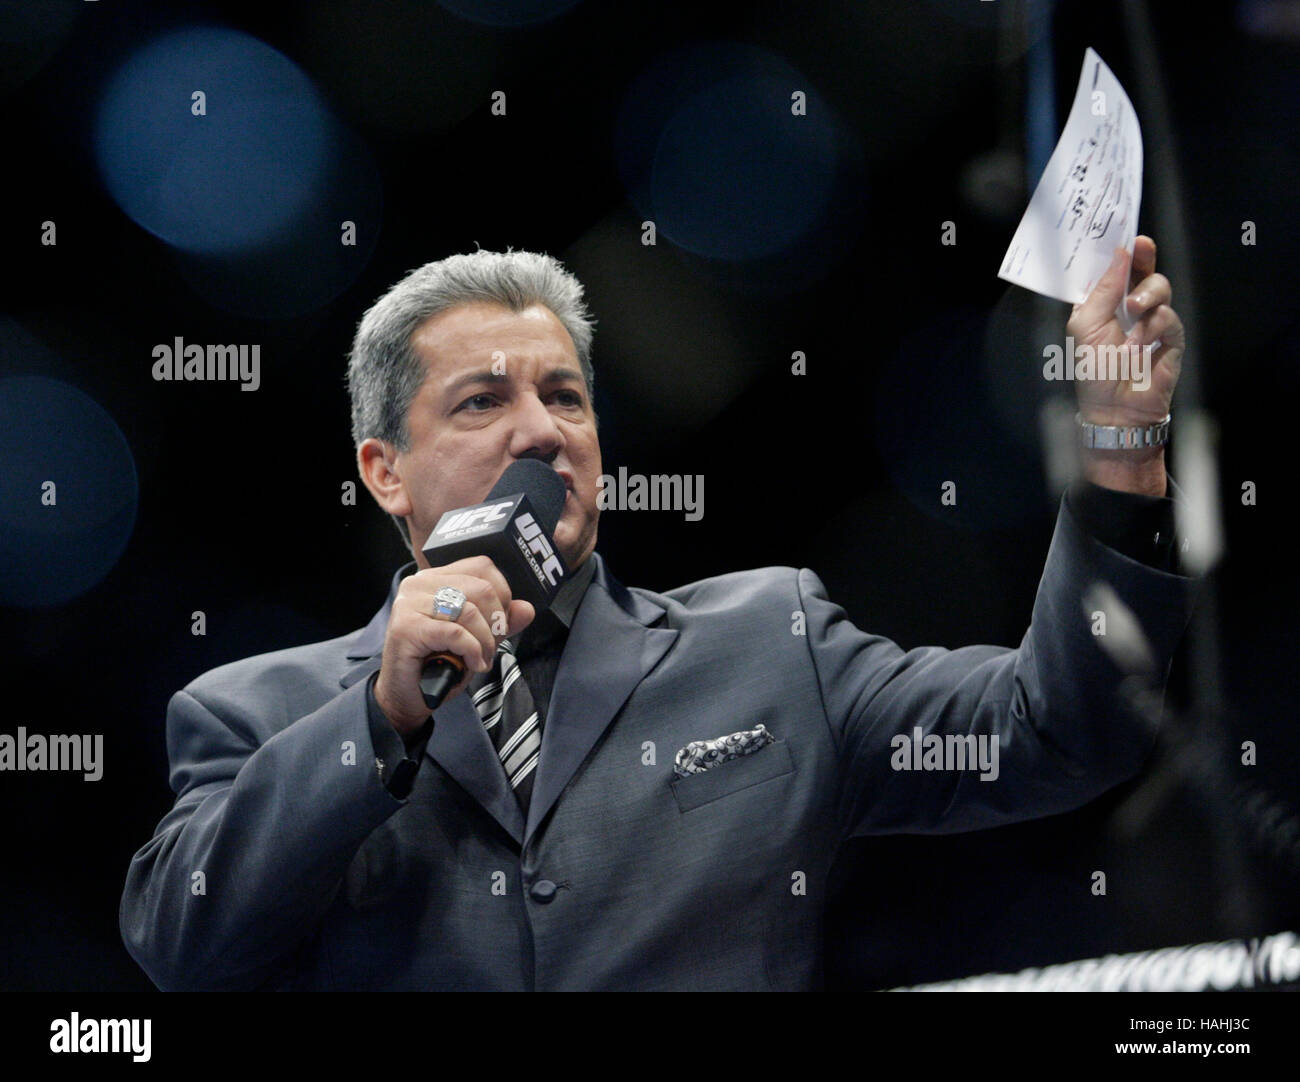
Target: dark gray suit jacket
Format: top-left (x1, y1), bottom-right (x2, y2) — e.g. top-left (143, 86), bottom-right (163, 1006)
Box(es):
top-left (120, 495), bottom-right (1197, 990)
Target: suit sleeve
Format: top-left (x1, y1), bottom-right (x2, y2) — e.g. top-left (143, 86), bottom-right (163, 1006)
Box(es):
top-left (1065, 477), bottom-right (1180, 571)
top-left (801, 488), bottom-right (1201, 841)
top-left (366, 671), bottom-right (434, 795)
top-left (118, 677), bottom-right (409, 991)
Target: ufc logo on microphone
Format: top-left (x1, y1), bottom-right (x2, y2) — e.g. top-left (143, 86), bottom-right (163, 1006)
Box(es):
top-left (438, 501), bottom-right (514, 534)
top-left (516, 512), bottom-right (563, 586)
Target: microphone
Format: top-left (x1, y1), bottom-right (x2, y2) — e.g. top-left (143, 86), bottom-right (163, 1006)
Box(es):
top-left (417, 459), bottom-right (570, 709)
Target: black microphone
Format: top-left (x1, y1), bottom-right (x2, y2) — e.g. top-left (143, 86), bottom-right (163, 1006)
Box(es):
top-left (417, 459), bottom-right (570, 709)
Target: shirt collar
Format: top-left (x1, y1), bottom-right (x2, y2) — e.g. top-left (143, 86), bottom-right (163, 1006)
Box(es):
top-left (548, 552), bottom-right (597, 628)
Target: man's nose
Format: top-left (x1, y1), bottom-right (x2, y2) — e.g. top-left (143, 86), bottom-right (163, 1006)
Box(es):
top-left (507, 390), bottom-right (564, 460)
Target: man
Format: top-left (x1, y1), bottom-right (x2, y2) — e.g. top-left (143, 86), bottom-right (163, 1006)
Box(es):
top-left (120, 242), bottom-right (1197, 990)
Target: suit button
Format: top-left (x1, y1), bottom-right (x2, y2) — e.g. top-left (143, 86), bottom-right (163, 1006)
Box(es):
top-left (529, 879), bottom-right (558, 903)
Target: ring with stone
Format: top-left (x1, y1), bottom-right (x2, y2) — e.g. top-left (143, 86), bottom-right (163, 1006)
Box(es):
top-left (431, 586), bottom-right (467, 622)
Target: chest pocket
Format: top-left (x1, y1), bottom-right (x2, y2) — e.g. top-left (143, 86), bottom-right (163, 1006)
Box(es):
top-left (670, 740), bottom-right (794, 812)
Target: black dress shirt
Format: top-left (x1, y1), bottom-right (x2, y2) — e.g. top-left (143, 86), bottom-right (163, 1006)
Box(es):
top-left (366, 478), bottom-right (1180, 797)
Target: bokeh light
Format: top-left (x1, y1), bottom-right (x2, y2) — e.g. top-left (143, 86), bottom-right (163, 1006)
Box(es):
top-left (94, 27), bottom-right (332, 255)
top-left (0, 373), bottom-right (138, 608)
top-left (94, 26), bottom-right (383, 318)
top-left (616, 41), bottom-right (865, 287)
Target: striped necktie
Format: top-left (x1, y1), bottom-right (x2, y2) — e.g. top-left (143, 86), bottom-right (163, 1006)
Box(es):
top-left (469, 639), bottom-right (541, 812)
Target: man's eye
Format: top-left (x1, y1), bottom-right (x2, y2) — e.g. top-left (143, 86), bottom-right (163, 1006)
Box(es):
top-left (459, 394), bottom-right (497, 412)
top-left (552, 390), bottom-right (583, 407)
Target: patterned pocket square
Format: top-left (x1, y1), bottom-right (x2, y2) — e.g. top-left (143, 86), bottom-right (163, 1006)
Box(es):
top-left (673, 724), bottom-right (774, 778)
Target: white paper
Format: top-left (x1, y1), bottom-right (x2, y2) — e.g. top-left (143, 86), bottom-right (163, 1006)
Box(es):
top-left (998, 47), bottom-right (1143, 332)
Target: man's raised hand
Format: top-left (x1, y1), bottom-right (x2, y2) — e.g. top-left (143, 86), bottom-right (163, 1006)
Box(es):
top-left (1067, 233), bottom-right (1185, 428)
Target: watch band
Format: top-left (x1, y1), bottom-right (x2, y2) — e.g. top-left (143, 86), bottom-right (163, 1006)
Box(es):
top-left (1077, 412), bottom-right (1171, 450)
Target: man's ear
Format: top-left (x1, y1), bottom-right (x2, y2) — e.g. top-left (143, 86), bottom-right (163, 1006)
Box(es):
top-left (357, 438), bottom-right (413, 520)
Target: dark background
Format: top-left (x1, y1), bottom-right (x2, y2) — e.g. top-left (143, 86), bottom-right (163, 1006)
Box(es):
top-left (0, 0), bottom-right (1296, 991)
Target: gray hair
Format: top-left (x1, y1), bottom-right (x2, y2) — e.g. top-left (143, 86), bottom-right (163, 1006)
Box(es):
top-left (346, 248), bottom-right (597, 553)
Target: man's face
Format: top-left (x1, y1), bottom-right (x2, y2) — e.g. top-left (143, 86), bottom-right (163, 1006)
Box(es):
top-left (381, 301), bottom-right (601, 571)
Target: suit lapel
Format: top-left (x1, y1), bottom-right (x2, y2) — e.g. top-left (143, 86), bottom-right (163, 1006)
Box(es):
top-left (524, 554), bottom-right (677, 847)
top-left (338, 553), bottom-right (678, 851)
top-left (427, 691), bottom-right (527, 845)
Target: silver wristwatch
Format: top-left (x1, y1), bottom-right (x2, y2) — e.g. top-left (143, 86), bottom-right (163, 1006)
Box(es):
top-left (1077, 412), bottom-right (1171, 450)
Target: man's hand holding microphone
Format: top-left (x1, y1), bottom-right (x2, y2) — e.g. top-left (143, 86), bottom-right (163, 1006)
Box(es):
top-left (374, 558), bottom-right (534, 736)
top-left (371, 457), bottom-right (570, 738)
